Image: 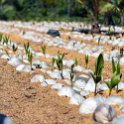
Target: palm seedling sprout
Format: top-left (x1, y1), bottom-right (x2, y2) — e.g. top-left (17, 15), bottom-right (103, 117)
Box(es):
top-left (105, 58), bottom-right (122, 96)
top-left (91, 54), bottom-right (104, 96)
top-left (85, 55), bottom-right (89, 69)
top-left (70, 72), bottom-right (75, 87)
top-left (120, 48), bottom-right (123, 58)
top-left (0, 34), bottom-right (3, 43)
top-left (41, 45), bottom-right (46, 55)
top-left (24, 42), bottom-right (33, 69)
top-left (12, 44), bottom-right (18, 55)
top-left (51, 58), bottom-right (56, 70)
top-left (24, 42), bottom-right (30, 55)
top-left (28, 51), bottom-right (33, 70)
top-left (71, 58), bottom-right (78, 73)
top-left (53, 51), bottom-right (67, 79)
top-left (2, 36), bottom-right (9, 45)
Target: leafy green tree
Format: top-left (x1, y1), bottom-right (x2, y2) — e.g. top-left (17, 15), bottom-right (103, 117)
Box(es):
top-left (100, 0), bottom-right (124, 25)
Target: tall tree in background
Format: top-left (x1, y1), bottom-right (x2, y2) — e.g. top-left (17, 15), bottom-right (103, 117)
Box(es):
top-left (77, 0), bottom-right (101, 32)
top-left (100, 0), bottom-right (124, 25)
top-left (77, 0), bottom-right (100, 22)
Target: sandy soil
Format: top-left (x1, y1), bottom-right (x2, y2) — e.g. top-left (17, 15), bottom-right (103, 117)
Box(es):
top-left (0, 59), bottom-right (98, 124)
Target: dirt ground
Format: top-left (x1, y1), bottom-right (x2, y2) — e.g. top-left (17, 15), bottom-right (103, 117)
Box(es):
top-left (0, 59), bottom-right (100, 124)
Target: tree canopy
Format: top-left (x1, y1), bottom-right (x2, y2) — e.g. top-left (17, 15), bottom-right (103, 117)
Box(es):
top-left (0, 0), bottom-right (123, 25)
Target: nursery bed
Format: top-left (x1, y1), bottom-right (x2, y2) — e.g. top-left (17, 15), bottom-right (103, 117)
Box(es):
top-left (2, 32), bottom-right (124, 82)
top-left (0, 21), bottom-right (124, 124)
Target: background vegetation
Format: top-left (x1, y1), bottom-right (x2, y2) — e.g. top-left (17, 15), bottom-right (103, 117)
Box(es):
top-left (0, 0), bottom-right (123, 26)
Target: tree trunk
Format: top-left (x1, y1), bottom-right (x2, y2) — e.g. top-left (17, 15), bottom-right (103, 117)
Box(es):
top-left (91, 0), bottom-right (100, 33)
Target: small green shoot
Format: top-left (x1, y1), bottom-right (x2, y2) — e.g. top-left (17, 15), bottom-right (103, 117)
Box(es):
top-left (28, 51), bottom-right (33, 70)
top-left (111, 58), bottom-right (122, 93)
top-left (91, 54), bottom-right (104, 96)
top-left (51, 58), bottom-right (56, 70)
top-left (41, 45), bottom-right (46, 55)
top-left (53, 51), bottom-right (67, 79)
top-left (85, 55), bottom-right (89, 69)
top-left (24, 42), bottom-right (30, 55)
top-left (2, 36), bottom-right (9, 45)
top-left (0, 34), bottom-right (3, 42)
top-left (70, 73), bottom-right (74, 87)
top-left (71, 58), bottom-right (78, 73)
top-left (120, 48), bottom-right (123, 58)
top-left (12, 44), bottom-right (18, 54)
top-left (106, 73), bottom-right (121, 96)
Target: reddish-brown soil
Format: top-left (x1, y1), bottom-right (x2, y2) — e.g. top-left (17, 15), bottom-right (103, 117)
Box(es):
top-left (0, 59), bottom-right (97, 124)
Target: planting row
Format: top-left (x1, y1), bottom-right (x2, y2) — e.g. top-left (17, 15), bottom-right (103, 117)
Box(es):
top-left (0, 23), bottom-right (124, 67)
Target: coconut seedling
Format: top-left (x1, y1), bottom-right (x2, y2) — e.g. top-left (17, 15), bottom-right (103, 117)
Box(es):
top-left (24, 42), bottom-right (33, 69)
top-left (106, 74), bottom-right (121, 96)
top-left (107, 58), bottom-right (122, 94)
top-left (27, 51), bottom-right (33, 70)
top-left (54, 51), bottom-right (67, 79)
top-left (91, 54), bottom-right (104, 96)
top-left (71, 58), bottom-right (78, 73)
top-left (70, 72), bottom-right (75, 87)
top-left (2, 36), bottom-right (9, 45)
top-left (24, 42), bottom-right (30, 55)
top-left (12, 44), bottom-right (18, 55)
top-left (0, 34), bottom-right (3, 42)
top-left (105, 58), bottom-right (122, 96)
top-left (120, 48), bottom-right (123, 58)
top-left (51, 57), bottom-right (56, 70)
top-left (85, 55), bottom-right (89, 69)
top-left (41, 45), bottom-right (46, 56)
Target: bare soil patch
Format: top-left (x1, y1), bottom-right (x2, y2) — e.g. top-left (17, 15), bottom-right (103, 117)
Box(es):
top-left (0, 59), bottom-right (97, 124)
